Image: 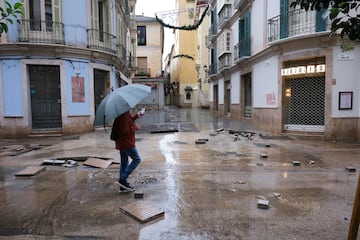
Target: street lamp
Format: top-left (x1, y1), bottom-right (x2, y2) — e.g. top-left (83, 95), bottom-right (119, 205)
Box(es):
top-left (203, 65), bottom-right (208, 82)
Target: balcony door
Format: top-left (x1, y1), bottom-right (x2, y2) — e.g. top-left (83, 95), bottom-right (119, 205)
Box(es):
top-left (90, 0), bottom-right (112, 51)
top-left (21, 0), bottom-right (62, 43)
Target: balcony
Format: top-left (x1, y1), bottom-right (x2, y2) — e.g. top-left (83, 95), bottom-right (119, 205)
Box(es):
top-left (87, 29), bottom-right (117, 54)
top-left (209, 63), bottom-right (217, 77)
top-left (18, 19), bottom-right (64, 44)
top-left (117, 44), bottom-right (127, 63)
top-left (268, 8), bottom-right (329, 43)
top-left (135, 68), bottom-right (150, 77)
top-left (218, 5), bottom-right (231, 29)
top-left (16, 19), bottom-right (135, 64)
top-left (233, 37), bottom-right (250, 62)
top-left (218, 54), bottom-right (231, 71)
top-left (208, 24), bottom-right (218, 42)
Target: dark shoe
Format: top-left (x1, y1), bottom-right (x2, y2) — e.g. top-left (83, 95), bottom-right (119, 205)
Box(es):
top-left (116, 179), bottom-right (135, 191)
top-left (119, 186), bottom-right (133, 193)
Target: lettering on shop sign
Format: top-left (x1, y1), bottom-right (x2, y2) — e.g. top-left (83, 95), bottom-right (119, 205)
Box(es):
top-left (266, 92), bottom-right (276, 105)
top-left (281, 64), bottom-right (325, 76)
top-left (72, 77), bottom-right (85, 103)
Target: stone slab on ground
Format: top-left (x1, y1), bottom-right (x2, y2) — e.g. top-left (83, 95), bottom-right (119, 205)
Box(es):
top-left (134, 189), bottom-right (144, 199)
top-left (83, 157), bottom-right (112, 169)
top-left (15, 166), bottom-right (45, 176)
top-left (120, 201), bottom-right (164, 223)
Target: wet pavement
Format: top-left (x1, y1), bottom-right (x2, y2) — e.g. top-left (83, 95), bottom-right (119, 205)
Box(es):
top-left (1, 107), bottom-right (360, 240)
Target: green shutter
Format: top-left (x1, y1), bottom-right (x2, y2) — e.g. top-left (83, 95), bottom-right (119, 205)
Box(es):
top-left (316, 7), bottom-right (327, 32)
top-left (244, 11), bottom-right (250, 56)
top-left (280, 0), bottom-right (288, 39)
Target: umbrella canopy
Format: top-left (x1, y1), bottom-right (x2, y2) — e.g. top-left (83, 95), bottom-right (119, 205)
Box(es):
top-left (94, 84), bottom-right (151, 125)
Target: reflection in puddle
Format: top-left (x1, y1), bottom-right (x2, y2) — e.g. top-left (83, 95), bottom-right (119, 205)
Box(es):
top-left (159, 134), bottom-right (177, 165)
top-left (139, 134), bottom-right (180, 238)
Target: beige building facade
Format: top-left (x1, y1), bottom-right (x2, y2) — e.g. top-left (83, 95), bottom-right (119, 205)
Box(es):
top-left (166, 0), bottom-right (210, 108)
top-left (135, 15), bottom-right (164, 78)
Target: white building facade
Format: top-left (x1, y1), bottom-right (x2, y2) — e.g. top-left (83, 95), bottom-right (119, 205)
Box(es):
top-left (207, 0), bottom-right (360, 141)
top-left (0, 0), bottom-right (137, 137)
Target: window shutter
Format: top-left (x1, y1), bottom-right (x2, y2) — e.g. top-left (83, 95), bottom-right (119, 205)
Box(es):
top-left (91, 0), bottom-right (99, 30)
top-left (244, 11), bottom-right (250, 56)
top-left (52, 0), bottom-right (61, 22)
top-left (280, 0), bottom-right (288, 39)
top-left (316, 7), bottom-right (327, 32)
top-left (104, 0), bottom-right (110, 32)
top-left (20, 0), bottom-right (28, 18)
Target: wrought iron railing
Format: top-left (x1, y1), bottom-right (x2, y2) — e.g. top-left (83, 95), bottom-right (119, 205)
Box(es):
top-left (87, 29), bottom-right (117, 54)
top-left (268, 9), bottom-right (329, 43)
top-left (18, 19), bottom-right (64, 44)
top-left (135, 68), bottom-right (150, 77)
top-left (117, 44), bottom-right (127, 63)
top-left (233, 37), bottom-right (250, 61)
top-left (218, 5), bottom-right (231, 29)
top-left (218, 54), bottom-right (231, 71)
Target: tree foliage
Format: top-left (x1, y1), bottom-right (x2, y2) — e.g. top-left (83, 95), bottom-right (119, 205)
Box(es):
top-left (0, 1), bottom-right (24, 36)
top-left (290, 0), bottom-right (360, 41)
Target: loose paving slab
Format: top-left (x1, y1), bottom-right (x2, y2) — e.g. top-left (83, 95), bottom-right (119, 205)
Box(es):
top-left (83, 157), bottom-right (112, 168)
top-left (120, 201), bottom-right (164, 223)
top-left (15, 166), bottom-right (45, 176)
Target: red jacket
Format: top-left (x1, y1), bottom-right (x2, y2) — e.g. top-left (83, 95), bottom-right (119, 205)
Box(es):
top-left (114, 111), bottom-right (139, 150)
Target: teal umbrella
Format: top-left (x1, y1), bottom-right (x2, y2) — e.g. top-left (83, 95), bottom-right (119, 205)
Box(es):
top-left (94, 84), bottom-right (151, 126)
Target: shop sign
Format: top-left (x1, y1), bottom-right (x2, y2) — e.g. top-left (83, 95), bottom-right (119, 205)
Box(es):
top-left (281, 64), bottom-right (325, 76)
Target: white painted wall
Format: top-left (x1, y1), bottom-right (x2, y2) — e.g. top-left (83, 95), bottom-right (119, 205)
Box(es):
top-left (267, 0), bottom-right (280, 19)
top-left (218, 78), bottom-right (224, 105)
top-left (332, 46), bottom-right (360, 117)
top-left (231, 71), bottom-right (240, 104)
top-left (253, 55), bottom-right (279, 108)
top-left (251, 0), bottom-right (266, 55)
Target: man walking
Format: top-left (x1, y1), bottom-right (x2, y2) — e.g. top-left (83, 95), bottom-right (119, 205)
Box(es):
top-left (114, 109), bottom-right (144, 192)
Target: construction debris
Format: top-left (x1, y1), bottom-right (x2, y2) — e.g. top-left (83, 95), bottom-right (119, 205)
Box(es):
top-left (257, 199), bottom-right (270, 209)
top-left (83, 158), bottom-right (112, 169)
top-left (15, 166), bottom-right (45, 177)
top-left (42, 159), bottom-right (65, 165)
top-left (195, 139), bottom-right (207, 144)
top-left (120, 201), bottom-right (164, 223)
top-left (134, 189), bottom-right (144, 199)
top-left (346, 166), bottom-right (356, 172)
top-left (292, 161), bottom-right (301, 166)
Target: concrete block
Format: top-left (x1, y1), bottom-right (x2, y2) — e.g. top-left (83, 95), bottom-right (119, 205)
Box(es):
top-left (42, 159), bottom-right (65, 165)
top-left (292, 161), bottom-right (301, 166)
top-left (198, 138), bottom-right (209, 142)
top-left (134, 189), bottom-right (144, 199)
top-left (195, 140), bottom-right (206, 144)
top-left (257, 199), bottom-right (269, 209)
top-left (346, 166), bottom-right (356, 172)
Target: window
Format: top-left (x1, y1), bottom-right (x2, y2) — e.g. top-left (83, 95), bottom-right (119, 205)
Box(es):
top-left (29, 0), bottom-right (53, 31)
top-left (137, 26), bottom-right (146, 46)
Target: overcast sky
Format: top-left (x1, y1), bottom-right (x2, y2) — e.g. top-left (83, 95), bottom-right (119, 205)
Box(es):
top-left (135, 0), bottom-right (176, 62)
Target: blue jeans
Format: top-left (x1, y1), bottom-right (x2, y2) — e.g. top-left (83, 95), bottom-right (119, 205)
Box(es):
top-left (119, 147), bottom-right (141, 181)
